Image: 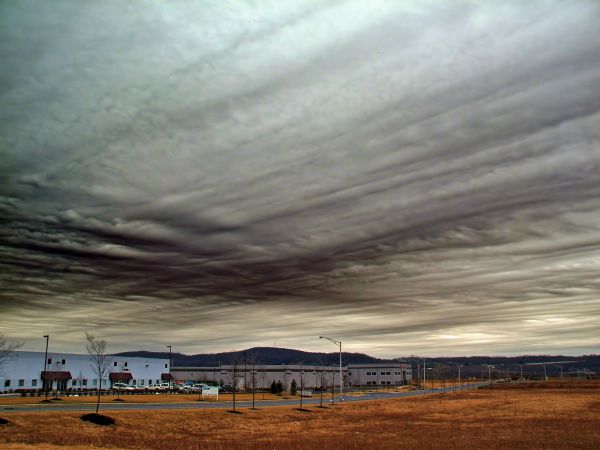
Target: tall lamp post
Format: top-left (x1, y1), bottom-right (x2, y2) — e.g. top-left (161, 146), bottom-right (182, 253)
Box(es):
top-left (43, 335), bottom-right (49, 400)
top-left (448, 362), bottom-right (462, 392)
top-left (483, 364), bottom-right (493, 383)
top-left (319, 336), bottom-right (343, 401)
top-left (166, 345), bottom-right (172, 390)
top-left (411, 355), bottom-right (427, 389)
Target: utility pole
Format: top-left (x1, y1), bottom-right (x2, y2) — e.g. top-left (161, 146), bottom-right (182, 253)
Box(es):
top-left (166, 345), bottom-right (172, 390)
top-left (43, 335), bottom-right (49, 400)
top-left (520, 364), bottom-right (523, 380)
top-left (449, 362), bottom-right (461, 392)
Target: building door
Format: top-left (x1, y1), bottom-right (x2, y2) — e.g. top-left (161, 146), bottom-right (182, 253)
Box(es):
top-left (57, 380), bottom-right (67, 391)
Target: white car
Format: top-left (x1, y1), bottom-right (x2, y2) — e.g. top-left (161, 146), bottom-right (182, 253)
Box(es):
top-left (181, 384), bottom-right (199, 392)
top-left (112, 383), bottom-right (135, 391)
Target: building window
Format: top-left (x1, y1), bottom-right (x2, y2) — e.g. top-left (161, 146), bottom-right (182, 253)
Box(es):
top-left (32, 379), bottom-right (37, 387)
top-left (83, 379), bottom-right (88, 386)
top-left (48, 358), bottom-right (52, 364)
top-left (156, 380), bottom-right (160, 385)
top-left (73, 380), bottom-right (77, 386)
top-left (92, 379), bottom-right (97, 386)
top-left (61, 359), bottom-right (66, 365)
top-left (18, 379), bottom-right (25, 387)
top-left (114, 361), bottom-right (118, 367)
top-left (4, 380), bottom-right (10, 387)
top-left (132, 379), bottom-right (137, 386)
top-left (165, 363), bottom-right (168, 369)
top-left (140, 379), bottom-right (144, 385)
top-left (124, 362), bottom-right (128, 367)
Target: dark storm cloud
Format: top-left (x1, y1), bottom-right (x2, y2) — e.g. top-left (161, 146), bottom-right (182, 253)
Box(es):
top-left (1, 1), bottom-right (600, 356)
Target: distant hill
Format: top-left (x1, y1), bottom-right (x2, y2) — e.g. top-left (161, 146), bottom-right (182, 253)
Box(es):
top-left (114, 348), bottom-right (599, 378)
top-left (115, 346), bottom-right (394, 367)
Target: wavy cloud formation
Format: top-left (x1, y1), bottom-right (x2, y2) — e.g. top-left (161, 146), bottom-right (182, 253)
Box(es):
top-left (1, 1), bottom-right (599, 356)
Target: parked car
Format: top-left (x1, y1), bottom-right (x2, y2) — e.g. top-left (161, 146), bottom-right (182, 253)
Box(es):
top-left (112, 383), bottom-right (135, 391)
top-left (181, 384), bottom-right (200, 392)
top-left (154, 383), bottom-right (171, 391)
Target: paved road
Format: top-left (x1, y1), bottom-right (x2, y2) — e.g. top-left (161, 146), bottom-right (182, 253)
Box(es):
top-left (0, 383), bottom-right (489, 413)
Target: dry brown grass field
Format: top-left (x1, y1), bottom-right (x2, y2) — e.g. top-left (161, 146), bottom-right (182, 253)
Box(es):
top-left (1, 380), bottom-right (599, 449)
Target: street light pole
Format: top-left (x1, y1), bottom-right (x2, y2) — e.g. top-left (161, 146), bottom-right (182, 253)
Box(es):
top-left (519, 364), bottom-right (523, 380)
top-left (166, 345), bottom-right (172, 390)
top-left (411, 355), bottom-right (428, 390)
top-left (483, 364), bottom-right (493, 383)
top-left (43, 335), bottom-right (49, 400)
top-left (319, 336), bottom-right (343, 401)
top-left (448, 362), bottom-right (461, 391)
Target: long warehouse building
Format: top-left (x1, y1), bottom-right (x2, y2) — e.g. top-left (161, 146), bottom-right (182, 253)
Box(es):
top-left (1, 351), bottom-right (170, 393)
top-left (172, 363), bottom-right (412, 389)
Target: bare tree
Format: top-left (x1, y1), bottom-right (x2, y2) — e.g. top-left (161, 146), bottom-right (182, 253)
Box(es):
top-left (0, 335), bottom-right (23, 376)
top-left (85, 332), bottom-right (111, 414)
top-left (319, 367), bottom-right (327, 408)
top-left (246, 352), bottom-right (260, 410)
top-left (259, 365), bottom-right (267, 400)
top-left (282, 366), bottom-right (290, 398)
top-left (227, 352), bottom-right (244, 413)
top-left (298, 362), bottom-right (305, 410)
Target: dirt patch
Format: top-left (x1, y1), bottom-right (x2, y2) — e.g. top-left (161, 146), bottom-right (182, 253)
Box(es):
top-left (80, 413), bottom-right (115, 426)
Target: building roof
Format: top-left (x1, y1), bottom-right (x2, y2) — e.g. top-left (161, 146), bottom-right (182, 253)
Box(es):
top-left (109, 372), bottom-right (133, 381)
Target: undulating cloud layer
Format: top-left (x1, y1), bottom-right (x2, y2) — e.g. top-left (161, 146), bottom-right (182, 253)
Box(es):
top-left (1, 1), bottom-right (600, 357)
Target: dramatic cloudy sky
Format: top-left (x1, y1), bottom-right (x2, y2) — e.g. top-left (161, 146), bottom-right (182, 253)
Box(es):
top-left (1, 1), bottom-right (599, 357)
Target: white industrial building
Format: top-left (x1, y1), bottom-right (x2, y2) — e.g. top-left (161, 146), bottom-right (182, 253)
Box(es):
top-left (1, 351), bottom-right (170, 393)
top-left (172, 364), bottom-right (339, 390)
top-left (347, 363), bottom-right (412, 386)
top-left (172, 363), bottom-right (411, 389)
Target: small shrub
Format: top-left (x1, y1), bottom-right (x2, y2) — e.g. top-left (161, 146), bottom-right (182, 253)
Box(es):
top-left (0, 417), bottom-right (10, 425)
top-left (290, 380), bottom-right (297, 395)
